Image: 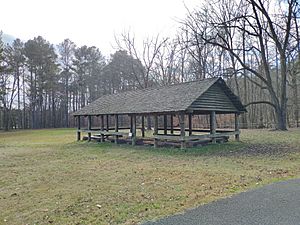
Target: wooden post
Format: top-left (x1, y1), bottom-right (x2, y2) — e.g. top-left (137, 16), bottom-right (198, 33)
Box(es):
top-left (170, 115), bottom-right (174, 134)
top-left (210, 111), bottom-right (216, 144)
top-left (179, 113), bottom-right (186, 149)
top-left (132, 115), bottom-right (136, 146)
top-left (163, 115), bottom-right (168, 135)
top-left (115, 114), bottom-right (118, 144)
top-left (130, 116), bottom-right (133, 133)
top-left (235, 113), bottom-right (240, 141)
top-left (154, 114), bottom-right (158, 148)
top-left (188, 114), bottom-right (192, 136)
top-left (88, 115), bottom-right (92, 141)
top-left (100, 115), bottom-right (104, 142)
top-left (77, 116), bottom-right (81, 141)
top-left (106, 115), bottom-right (109, 131)
top-left (141, 116), bottom-right (145, 137)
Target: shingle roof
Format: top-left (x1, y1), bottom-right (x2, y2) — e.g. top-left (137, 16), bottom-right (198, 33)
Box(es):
top-left (73, 77), bottom-right (245, 116)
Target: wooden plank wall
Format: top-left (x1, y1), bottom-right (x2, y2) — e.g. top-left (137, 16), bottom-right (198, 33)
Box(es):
top-left (189, 83), bottom-right (237, 112)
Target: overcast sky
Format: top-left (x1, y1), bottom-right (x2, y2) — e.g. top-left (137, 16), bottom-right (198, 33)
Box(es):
top-left (1, 0), bottom-right (200, 55)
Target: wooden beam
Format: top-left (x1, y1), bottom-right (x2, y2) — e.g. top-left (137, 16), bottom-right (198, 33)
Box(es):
top-left (156, 128), bottom-right (235, 133)
top-left (100, 115), bottom-right (104, 142)
top-left (141, 116), bottom-right (145, 137)
top-left (170, 115), bottom-right (174, 134)
top-left (130, 115), bottom-right (133, 133)
top-left (154, 131), bottom-right (239, 141)
top-left (210, 111), bottom-right (216, 144)
top-left (77, 116), bottom-right (81, 141)
top-left (87, 115), bottom-right (92, 141)
top-left (188, 114), bottom-right (192, 136)
top-left (163, 115), bottom-right (168, 135)
top-left (132, 115), bottom-right (136, 146)
top-left (91, 130), bottom-right (128, 136)
top-left (115, 115), bottom-right (119, 144)
top-left (179, 113), bottom-right (186, 149)
top-left (235, 113), bottom-right (240, 141)
top-left (106, 115), bottom-right (109, 131)
top-left (209, 114), bottom-right (212, 134)
top-left (154, 115), bottom-right (158, 148)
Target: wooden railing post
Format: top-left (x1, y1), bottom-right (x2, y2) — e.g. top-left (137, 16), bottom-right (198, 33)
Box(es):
top-left (210, 111), bottom-right (216, 144)
top-left (188, 114), bottom-right (192, 136)
top-left (77, 116), bottom-right (81, 141)
top-left (106, 115), bottom-right (109, 131)
top-left (179, 112), bottom-right (186, 149)
top-left (101, 115), bottom-right (104, 142)
top-left (130, 116), bottom-right (133, 133)
top-left (170, 115), bottom-right (174, 134)
top-left (88, 115), bottom-right (92, 141)
top-left (163, 115), bottom-right (168, 135)
top-left (235, 113), bottom-right (240, 141)
top-left (115, 114), bottom-right (118, 144)
top-left (154, 114), bottom-right (158, 148)
top-left (132, 115), bottom-right (136, 146)
top-left (141, 116), bottom-right (145, 138)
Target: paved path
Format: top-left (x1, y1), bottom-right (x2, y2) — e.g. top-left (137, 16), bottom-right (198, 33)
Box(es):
top-left (143, 179), bottom-right (300, 225)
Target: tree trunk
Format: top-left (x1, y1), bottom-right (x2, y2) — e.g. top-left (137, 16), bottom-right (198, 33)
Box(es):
top-left (22, 70), bottom-right (26, 129)
top-left (278, 54), bottom-right (288, 130)
top-left (275, 107), bottom-right (287, 130)
top-left (241, 22), bottom-right (248, 129)
top-left (52, 90), bottom-right (56, 128)
top-left (17, 69), bottom-right (21, 128)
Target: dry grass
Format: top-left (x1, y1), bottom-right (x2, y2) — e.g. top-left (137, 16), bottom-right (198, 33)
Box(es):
top-left (0, 128), bottom-right (300, 225)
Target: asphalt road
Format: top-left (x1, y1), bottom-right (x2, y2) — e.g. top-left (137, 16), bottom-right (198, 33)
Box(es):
top-left (143, 179), bottom-right (300, 225)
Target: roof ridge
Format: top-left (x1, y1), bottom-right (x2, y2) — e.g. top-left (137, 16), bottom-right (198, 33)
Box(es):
top-left (96, 77), bottom-right (221, 99)
top-left (158, 77), bottom-right (220, 89)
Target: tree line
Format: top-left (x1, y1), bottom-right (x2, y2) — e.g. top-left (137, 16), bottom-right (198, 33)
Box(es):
top-left (0, 0), bottom-right (299, 131)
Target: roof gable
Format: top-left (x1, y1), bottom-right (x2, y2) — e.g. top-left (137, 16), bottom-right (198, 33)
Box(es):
top-left (188, 82), bottom-right (237, 112)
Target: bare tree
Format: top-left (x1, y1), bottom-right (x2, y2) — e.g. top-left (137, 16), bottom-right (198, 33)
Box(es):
top-left (183, 0), bottom-right (300, 130)
top-left (115, 31), bottom-right (168, 88)
top-left (58, 39), bottom-right (76, 127)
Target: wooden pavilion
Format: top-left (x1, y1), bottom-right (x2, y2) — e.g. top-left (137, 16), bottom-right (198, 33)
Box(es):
top-left (73, 77), bottom-right (246, 149)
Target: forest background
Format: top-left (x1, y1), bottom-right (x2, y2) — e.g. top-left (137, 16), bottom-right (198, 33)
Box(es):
top-left (0, 0), bottom-right (299, 131)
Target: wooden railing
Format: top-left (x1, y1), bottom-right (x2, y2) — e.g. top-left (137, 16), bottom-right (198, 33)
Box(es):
top-left (153, 131), bottom-right (240, 141)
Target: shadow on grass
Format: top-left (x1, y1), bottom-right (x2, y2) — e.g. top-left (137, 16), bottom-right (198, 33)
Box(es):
top-left (69, 139), bottom-right (300, 159)
top-left (67, 140), bottom-right (248, 158)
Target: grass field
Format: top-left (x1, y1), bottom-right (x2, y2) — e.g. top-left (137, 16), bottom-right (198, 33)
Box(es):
top-left (1, 128), bottom-right (300, 225)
